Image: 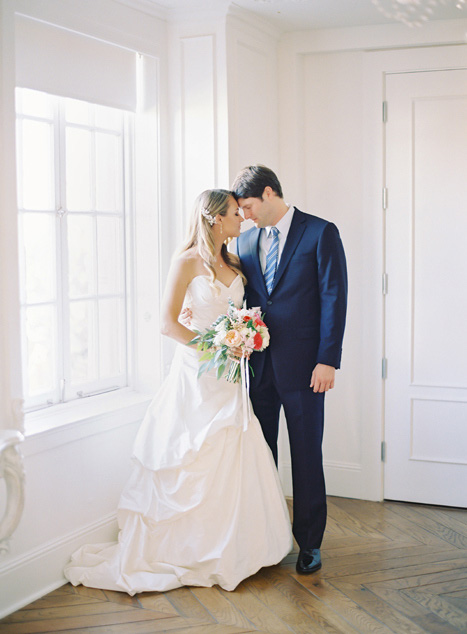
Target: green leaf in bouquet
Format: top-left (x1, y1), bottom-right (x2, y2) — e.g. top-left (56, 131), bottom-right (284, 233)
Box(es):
top-left (206, 356), bottom-right (218, 372)
top-left (199, 350), bottom-right (214, 362)
top-left (227, 299), bottom-right (237, 319)
top-left (211, 314), bottom-right (228, 330)
top-left (197, 360), bottom-right (211, 378)
top-left (213, 348), bottom-right (225, 363)
top-left (188, 334), bottom-right (200, 347)
top-left (217, 363), bottom-right (226, 380)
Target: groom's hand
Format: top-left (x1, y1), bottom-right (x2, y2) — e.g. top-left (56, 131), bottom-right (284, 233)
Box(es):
top-left (310, 364), bottom-right (335, 393)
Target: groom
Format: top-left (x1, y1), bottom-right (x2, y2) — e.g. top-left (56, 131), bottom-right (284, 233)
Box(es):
top-left (232, 165), bottom-right (347, 574)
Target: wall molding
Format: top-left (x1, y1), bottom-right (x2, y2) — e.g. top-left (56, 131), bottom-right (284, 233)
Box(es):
top-left (113, 0), bottom-right (168, 20)
top-left (228, 4), bottom-right (282, 41)
top-left (324, 459), bottom-right (362, 472)
top-left (279, 457), bottom-right (363, 500)
top-left (0, 512), bottom-right (118, 619)
top-left (115, 0), bottom-right (232, 24)
top-left (280, 18), bottom-right (467, 54)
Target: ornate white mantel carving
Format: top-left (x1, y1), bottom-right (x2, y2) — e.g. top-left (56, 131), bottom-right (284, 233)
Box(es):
top-left (0, 430), bottom-right (25, 555)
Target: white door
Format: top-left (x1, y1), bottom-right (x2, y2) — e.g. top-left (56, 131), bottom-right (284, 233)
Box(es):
top-left (384, 68), bottom-right (467, 507)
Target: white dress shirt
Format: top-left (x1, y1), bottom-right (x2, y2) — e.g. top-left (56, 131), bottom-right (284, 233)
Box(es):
top-left (259, 204), bottom-right (295, 273)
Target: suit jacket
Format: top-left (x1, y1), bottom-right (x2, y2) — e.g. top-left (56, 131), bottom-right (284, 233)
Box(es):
top-left (236, 208), bottom-right (347, 392)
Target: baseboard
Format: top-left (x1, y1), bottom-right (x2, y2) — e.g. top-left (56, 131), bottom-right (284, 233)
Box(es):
top-left (325, 460), bottom-right (383, 500)
top-left (0, 513), bottom-right (118, 619)
top-left (280, 459), bottom-right (380, 501)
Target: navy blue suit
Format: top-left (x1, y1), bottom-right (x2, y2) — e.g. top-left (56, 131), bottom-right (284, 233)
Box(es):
top-left (236, 208), bottom-right (347, 549)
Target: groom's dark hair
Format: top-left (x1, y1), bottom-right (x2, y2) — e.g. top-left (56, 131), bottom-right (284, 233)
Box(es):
top-left (232, 164), bottom-right (283, 200)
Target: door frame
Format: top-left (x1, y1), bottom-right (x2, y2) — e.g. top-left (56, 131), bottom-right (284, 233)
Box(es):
top-left (380, 47), bottom-right (467, 503)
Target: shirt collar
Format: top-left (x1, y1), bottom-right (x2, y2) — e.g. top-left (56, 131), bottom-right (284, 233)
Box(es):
top-left (266, 204), bottom-right (294, 237)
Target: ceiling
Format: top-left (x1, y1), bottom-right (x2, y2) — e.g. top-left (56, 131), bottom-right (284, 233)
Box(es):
top-left (148, 0), bottom-right (467, 31)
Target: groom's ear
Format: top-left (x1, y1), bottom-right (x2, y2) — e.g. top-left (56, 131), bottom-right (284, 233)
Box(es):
top-left (263, 186), bottom-right (273, 199)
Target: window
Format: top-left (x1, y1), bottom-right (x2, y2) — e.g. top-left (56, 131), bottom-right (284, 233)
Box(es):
top-left (16, 88), bottom-right (131, 411)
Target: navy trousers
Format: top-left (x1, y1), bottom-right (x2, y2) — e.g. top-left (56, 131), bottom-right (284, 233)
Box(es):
top-left (249, 350), bottom-right (326, 550)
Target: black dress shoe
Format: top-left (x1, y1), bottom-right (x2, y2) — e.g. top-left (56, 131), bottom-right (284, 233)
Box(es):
top-left (296, 548), bottom-right (322, 574)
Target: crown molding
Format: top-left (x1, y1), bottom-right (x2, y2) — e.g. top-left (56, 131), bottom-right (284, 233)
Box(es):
top-left (228, 3), bottom-right (282, 39)
top-left (114, 0), bottom-right (231, 23)
top-left (113, 0), bottom-right (169, 20)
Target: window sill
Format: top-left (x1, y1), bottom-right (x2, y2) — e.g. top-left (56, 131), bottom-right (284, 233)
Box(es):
top-left (23, 389), bottom-right (153, 457)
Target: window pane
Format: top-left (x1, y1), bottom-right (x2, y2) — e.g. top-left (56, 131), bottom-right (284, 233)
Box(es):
top-left (97, 216), bottom-right (123, 295)
top-left (65, 98), bottom-right (90, 126)
top-left (96, 132), bottom-right (121, 212)
top-left (19, 88), bottom-right (54, 119)
top-left (24, 305), bottom-right (56, 396)
top-left (67, 215), bottom-right (96, 298)
top-left (99, 298), bottom-right (125, 377)
top-left (95, 104), bottom-right (122, 131)
top-left (19, 119), bottom-right (54, 210)
top-left (20, 213), bottom-right (56, 304)
top-left (66, 127), bottom-right (92, 210)
top-left (16, 89), bottom-right (130, 410)
top-left (70, 300), bottom-right (97, 383)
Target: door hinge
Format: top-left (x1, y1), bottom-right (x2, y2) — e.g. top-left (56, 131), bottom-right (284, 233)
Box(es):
top-left (382, 187), bottom-right (388, 210)
top-left (383, 101), bottom-right (388, 123)
top-left (381, 440), bottom-right (386, 462)
top-left (382, 357), bottom-right (388, 380)
top-left (382, 273), bottom-right (388, 295)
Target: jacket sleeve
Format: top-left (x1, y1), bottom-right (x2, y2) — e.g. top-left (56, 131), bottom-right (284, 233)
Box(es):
top-left (315, 222), bottom-right (348, 369)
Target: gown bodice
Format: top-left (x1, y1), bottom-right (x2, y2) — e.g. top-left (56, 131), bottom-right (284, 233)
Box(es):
top-left (185, 274), bottom-right (244, 332)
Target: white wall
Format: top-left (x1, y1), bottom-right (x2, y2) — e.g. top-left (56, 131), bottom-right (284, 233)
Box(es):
top-left (0, 403), bottom-right (145, 617)
top-left (226, 7), bottom-right (281, 176)
top-left (278, 19), bottom-right (467, 501)
top-left (0, 0), bottom-right (170, 617)
top-left (161, 11), bottom-right (232, 371)
top-left (0, 0), bottom-right (23, 437)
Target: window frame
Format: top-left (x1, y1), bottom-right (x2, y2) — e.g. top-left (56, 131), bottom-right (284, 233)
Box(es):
top-left (16, 89), bottom-right (132, 413)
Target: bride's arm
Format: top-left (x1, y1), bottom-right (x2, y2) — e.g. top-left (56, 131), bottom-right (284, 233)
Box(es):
top-left (160, 256), bottom-right (196, 345)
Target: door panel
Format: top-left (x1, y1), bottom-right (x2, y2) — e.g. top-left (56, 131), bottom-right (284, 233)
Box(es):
top-left (385, 69), bottom-right (467, 507)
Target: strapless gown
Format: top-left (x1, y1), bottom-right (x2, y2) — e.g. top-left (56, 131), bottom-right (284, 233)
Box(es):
top-left (64, 275), bottom-right (292, 594)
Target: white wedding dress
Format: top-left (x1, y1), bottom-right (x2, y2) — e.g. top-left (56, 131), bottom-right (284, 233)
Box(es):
top-left (64, 274), bottom-right (292, 595)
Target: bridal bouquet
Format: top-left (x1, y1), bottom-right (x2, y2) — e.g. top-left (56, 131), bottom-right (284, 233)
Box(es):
top-left (189, 299), bottom-right (270, 383)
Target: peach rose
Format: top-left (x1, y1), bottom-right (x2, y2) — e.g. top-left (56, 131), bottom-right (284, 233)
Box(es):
top-left (224, 329), bottom-right (243, 348)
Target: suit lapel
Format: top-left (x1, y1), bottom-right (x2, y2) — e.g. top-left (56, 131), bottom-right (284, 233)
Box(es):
top-left (271, 208), bottom-right (306, 293)
top-left (244, 228), bottom-right (266, 293)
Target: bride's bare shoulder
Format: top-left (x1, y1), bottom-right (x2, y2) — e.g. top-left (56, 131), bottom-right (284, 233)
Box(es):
top-left (171, 248), bottom-right (205, 281)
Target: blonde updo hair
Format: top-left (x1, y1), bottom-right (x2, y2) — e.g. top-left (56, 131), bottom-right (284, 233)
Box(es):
top-left (180, 189), bottom-right (246, 288)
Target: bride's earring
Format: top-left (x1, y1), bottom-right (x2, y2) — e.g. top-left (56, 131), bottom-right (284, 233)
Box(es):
top-left (220, 222), bottom-right (223, 235)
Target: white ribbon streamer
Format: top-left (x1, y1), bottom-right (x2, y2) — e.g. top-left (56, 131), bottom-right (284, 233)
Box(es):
top-left (240, 355), bottom-right (251, 431)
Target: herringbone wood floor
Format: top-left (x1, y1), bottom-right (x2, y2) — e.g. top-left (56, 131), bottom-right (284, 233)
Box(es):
top-left (2, 497), bottom-right (467, 633)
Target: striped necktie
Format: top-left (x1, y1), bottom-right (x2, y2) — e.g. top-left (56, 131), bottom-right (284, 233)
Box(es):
top-left (264, 226), bottom-right (280, 294)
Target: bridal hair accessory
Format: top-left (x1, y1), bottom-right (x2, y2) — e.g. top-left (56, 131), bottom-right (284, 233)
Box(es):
top-left (201, 207), bottom-right (216, 226)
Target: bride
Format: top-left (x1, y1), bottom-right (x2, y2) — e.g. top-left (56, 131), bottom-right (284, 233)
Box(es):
top-left (64, 189), bottom-right (292, 595)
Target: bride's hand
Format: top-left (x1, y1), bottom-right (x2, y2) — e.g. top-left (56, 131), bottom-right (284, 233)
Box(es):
top-left (228, 347), bottom-right (250, 360)
top-left (179, 307), bottom-right (192, 326)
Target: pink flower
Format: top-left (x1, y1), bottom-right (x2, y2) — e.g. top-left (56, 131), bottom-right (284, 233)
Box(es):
top-left (253, 332), bottom-right (263, 350)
